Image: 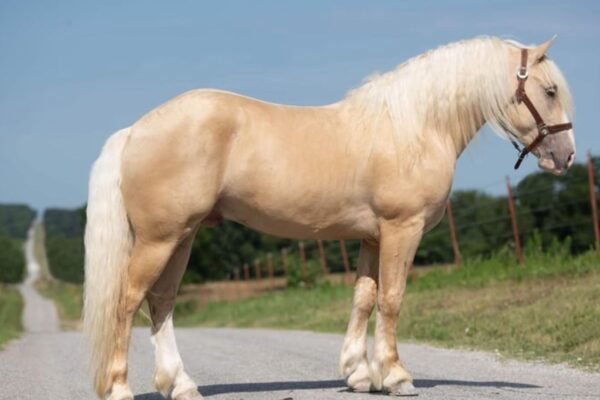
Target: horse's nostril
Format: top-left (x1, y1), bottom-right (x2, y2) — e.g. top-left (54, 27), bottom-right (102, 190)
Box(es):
top-left (567, 152), bottom-right (575, 167)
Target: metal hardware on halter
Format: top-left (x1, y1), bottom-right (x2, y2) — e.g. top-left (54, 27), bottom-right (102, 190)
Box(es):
top-left (511, 48), bottom-right (573, 170)
top-left (516, 68), bottom-right (528, 80)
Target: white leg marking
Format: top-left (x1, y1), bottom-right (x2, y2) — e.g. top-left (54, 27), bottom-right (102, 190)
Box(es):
top-left (152, 313), bottom-right (198, 398)
top-left (107, 383), bottom-right (133, 400)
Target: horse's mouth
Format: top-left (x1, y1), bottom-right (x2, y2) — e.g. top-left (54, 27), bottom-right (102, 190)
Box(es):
top-left (538, 156), bottom-right (567, 176)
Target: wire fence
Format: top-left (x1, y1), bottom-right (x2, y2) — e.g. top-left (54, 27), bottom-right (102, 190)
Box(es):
top-left (225, 153), bottom-right (600, 283)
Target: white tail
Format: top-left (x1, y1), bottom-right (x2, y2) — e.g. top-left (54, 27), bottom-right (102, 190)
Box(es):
top-left (83, 128), bottom-right (133, 397)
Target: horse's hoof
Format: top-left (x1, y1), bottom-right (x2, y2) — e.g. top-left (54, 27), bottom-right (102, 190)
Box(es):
top-left (350, 380), bottom-right (372, 393)
top-left (346, 361), bottom-right (372, 393)
top-left (107, 385), bottom-right (134, 400)
top-left (173, 388), bottom-right (204, 400)
top-left (388, 381), bottom-right (417, 397)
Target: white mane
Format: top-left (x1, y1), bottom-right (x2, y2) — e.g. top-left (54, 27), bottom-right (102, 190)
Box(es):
top-left (344, 37), bottom-right (573, 152)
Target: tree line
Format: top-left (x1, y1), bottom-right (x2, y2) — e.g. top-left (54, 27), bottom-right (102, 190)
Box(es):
top-left (42, 157), bottom-right (600, 284)
top-left (0, 204), bottom-right (36, 283)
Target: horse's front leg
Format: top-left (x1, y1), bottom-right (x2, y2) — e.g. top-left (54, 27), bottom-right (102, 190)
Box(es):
top-left (370, 218), bottom-right (423, 396)
top-left (339, 240), bottom-right (379, 392)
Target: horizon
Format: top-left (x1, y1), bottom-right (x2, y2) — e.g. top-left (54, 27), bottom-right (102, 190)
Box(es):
top-left (1, 1), bottom-right (599, 212)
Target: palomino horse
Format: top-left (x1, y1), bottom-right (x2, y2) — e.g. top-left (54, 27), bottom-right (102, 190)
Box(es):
top-left (84, 36), bottom-right (574, 399)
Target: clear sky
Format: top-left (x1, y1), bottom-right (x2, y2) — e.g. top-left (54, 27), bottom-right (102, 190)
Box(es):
top-left (1, 0), bottom-right (598, 211)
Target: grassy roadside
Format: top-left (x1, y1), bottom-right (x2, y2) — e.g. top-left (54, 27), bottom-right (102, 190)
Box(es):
top-left (175, 244), bottom-right (600, 371)
top-left (174, 272), bottom-right (600, 371)
top-left (36, 280), bottom-right (83, 330)
top-left (38, 241), bottom-right (600, 370)
top-left (0, 286), bottom-right (23, 348)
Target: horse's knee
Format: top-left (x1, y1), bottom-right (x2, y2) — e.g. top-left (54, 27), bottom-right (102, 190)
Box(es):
top-left (353, 276), bottom-right (377, 314)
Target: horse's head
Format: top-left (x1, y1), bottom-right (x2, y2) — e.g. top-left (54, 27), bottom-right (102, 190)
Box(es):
top-left (502, 37), bottom-right (575, 175)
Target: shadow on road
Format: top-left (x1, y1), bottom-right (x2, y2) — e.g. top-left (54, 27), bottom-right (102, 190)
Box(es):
top-left (414, 379), bottom-right (540, 389)
top-left (134, 378), bottom-right (540, 399)
top-left (135, 379), bottom-right (343, 399)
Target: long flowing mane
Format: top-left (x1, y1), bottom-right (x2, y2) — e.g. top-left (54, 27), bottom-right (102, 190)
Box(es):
top-left (344, 37), bottom-right (573, 151)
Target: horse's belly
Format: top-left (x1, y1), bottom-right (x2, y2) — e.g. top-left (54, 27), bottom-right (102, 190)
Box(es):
top-left (217, 197), bottom-right (379, 241)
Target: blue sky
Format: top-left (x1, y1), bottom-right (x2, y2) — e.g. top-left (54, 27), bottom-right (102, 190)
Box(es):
top-left (1, 1), bottom-right (598, 211)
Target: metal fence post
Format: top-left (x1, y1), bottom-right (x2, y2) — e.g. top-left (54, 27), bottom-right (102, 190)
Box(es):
top-left (587, 151), bottom-right (600, 251)
top-left (267, 252), bottom-right (274, 284)
top-left (243, 263), bottom-right (250, 280)
top-left (298, 241), bottom-right (307, 279)
top-left (317, 240), bottom-right (328, 274)
top-left (254, 258), bottom-right (262, 280)
top-left (281, 247), bottom-right (289, 277)
top-left (339, 240), bottom-right (351, 282)
top-left (506, 177), bottom-right (524, 264)
top-left (446, 200), bottom-right (462, 265)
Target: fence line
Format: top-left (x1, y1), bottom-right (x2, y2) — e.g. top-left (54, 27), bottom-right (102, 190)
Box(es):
top-left (229, 152), bottom-right (600, 283)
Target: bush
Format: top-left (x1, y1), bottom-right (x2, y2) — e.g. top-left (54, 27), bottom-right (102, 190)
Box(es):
top-left (45, 236), bottom-right (84, 283)
top-left (286, 256), bottom-right (323, 288)
top-left (43, 207), bottom-right (85, 283)
top-left (0, 235), bottom-right (25, 283)
top-left (0, 204), bottom-right (36, 240)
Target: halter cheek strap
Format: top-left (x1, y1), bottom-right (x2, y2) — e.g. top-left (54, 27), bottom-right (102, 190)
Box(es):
top-left (511, 49), bottom-right (573, 170)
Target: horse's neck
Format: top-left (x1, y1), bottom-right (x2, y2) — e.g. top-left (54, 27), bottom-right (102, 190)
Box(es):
top-left (341, 39), bottom-right (510, 163)
top-left (338, 91), bottom-right (487, 163)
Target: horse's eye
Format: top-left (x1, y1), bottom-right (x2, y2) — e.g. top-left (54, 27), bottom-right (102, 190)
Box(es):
top-left (545, 86), bottom-right (557, 98)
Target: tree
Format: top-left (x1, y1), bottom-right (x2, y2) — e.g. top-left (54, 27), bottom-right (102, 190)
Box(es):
top-left (0, 235), bottom-right (25, 283)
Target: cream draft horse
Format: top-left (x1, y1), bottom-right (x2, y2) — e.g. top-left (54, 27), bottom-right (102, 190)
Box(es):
top-left (84, 36), bottom-right (575, 399)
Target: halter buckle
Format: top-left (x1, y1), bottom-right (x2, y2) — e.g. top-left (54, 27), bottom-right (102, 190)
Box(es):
top-left (516, 68), bottom-right (528, 80)
top-left (539, 125), bottom-right (549, 136)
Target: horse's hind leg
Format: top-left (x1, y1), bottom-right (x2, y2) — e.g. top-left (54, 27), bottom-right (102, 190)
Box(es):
top-left (108, 238), bottom-right (180, 400)
top-left (147, 232), bottom-right (203, 400)
top-left (339, 240), bottom-right (379, 392)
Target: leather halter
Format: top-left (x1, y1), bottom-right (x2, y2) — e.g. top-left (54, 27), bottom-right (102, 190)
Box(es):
top-left (511, 48), bottom-right (573, 169)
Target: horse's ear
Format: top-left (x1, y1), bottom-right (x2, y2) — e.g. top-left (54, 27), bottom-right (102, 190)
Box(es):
top-left (532, 35), bottom-right (557, 63)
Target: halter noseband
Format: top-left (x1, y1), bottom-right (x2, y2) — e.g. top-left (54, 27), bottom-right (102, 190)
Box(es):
top-left (510, 48), bottom-right (573, 169)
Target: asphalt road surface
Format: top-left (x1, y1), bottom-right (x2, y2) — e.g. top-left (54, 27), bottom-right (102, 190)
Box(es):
top-left (2, 327), bottom-right (600, 399)
top-left (1, 227), bottom-right (598, 399)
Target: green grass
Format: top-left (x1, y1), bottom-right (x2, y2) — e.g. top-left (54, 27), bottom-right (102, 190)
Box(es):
top-left (396, 273), bottom-right (600, 370)
top-left (38, 240), bottom-right (600, 370)
top-left (410, 235), bottom-right (599, 292)
top-left (174, 245), bottom-right (600, 371)
top-left (36, 280), bottom-right (83, 329)
top-left (175, 283), bottom-right (353, 331)
top-left (0, 285), bottom-right (23, 347)
top-left (36, 279), bottom-right (151, 328)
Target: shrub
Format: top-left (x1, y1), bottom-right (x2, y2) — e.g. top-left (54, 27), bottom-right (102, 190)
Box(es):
top-left (45, 236), bottom-right (84, 283)
top-left (286, 256), bottom-right (323, 288)
top-left (43, 207), bottom-right (85, 283)
top-left (0, 235), bottom-right (25, 283)
top-left (0, 204), bottom-right (36, 240)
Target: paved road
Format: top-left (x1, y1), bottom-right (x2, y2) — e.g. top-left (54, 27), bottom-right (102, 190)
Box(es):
top-left (1, 226), bottom-right (598, 399)
top-left (17, 223), bottom-right (60, 333)
top-left (1, 327), bottom-right (599, 400)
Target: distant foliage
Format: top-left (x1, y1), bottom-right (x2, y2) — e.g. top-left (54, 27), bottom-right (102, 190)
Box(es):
top-left (44, 208), bottom-right (85, 238)
top-left (0, 204), bottom-right (36, 240)
top-left (45, 157), bottom-right (600, 283)
top-left (0, 203), bottom-right (35, 283)
top-left (187, 221), bottom-right (294, 282)
top-left (0, 235), bottom-right (25, 283)
top-left (416, 158), bottom-right (600, 265)
top-left (44, 207), bottom-right (85, 283)
top-left (285, 256), bottom-right (322, 288)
